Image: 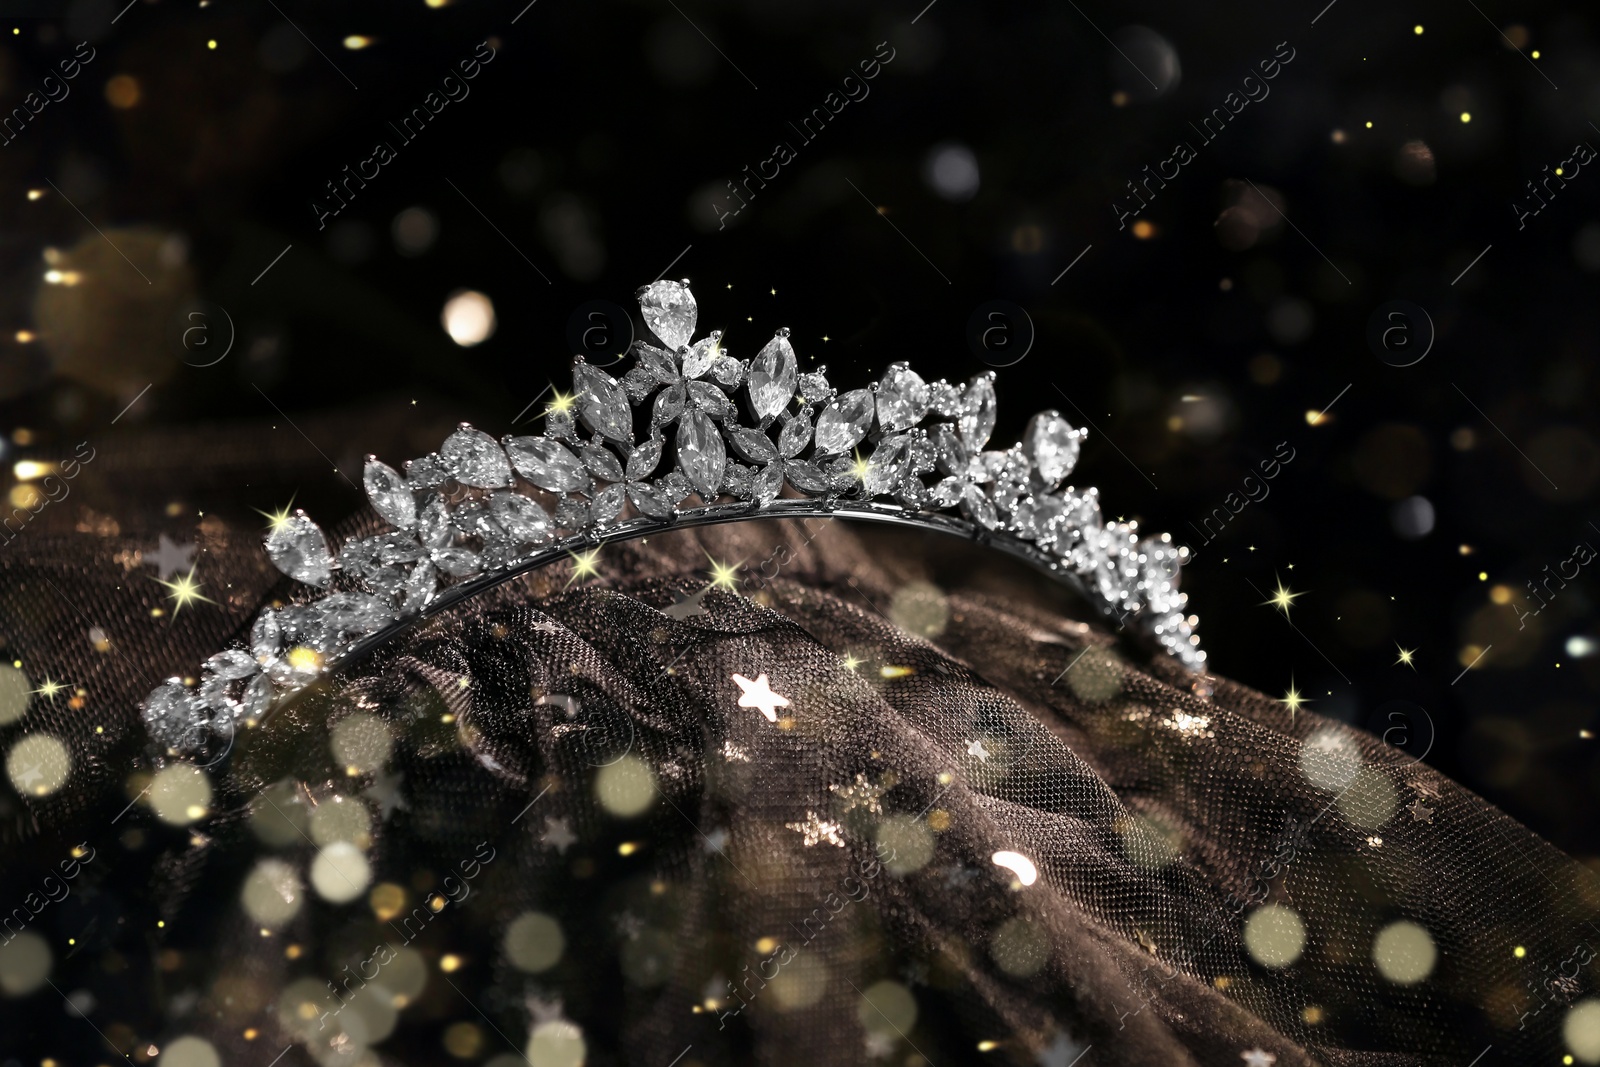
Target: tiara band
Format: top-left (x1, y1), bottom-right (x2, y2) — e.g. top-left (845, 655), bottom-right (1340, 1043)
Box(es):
top-left (140, 279), bottom-right (1204, 758)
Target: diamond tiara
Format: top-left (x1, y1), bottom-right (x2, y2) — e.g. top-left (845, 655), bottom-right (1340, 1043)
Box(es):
top-left (140, 279), bottom-right (1204, 758)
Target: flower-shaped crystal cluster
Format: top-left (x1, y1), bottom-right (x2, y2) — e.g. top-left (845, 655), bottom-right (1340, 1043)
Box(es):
top-left (141, 279), bottom-right (1201, 758)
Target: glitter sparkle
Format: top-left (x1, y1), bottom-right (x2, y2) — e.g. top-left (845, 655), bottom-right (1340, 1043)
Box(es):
top-left (1394, 644), bottom-right (1417, 669)
top-left (31, 677), bottom-right (67, 701)
top-left (566, 547), bottom-right (602, 586)
top-left (705, 553), bottom-right (742, 592)
top-left (1280, 680), bottom-right (1309, 721)
top-left (156, 566), bottom-right (214, 616)
top-left (1262, 578), bottom-right (1303, 621)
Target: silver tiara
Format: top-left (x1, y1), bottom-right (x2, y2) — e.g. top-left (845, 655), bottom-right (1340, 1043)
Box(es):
top-left (140, 279), bottom-right (1204, 757)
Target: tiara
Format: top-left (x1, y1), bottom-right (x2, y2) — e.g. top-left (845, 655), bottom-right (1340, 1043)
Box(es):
top-left (140, 280), bottom-right (1204, 757)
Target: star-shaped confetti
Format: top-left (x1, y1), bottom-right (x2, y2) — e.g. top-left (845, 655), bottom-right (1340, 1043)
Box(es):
top-left (662, 585), bottom-right (710, 619)
top-left (784, 810), bottom-right (846, 847)
top-left (1395, 644), bottom-right (1417, 670)
top-left (143, 533), bottom-right (197, 580)
top-left (155, 566), bottom-right (214, 616)
top-left (13, 762), bottom-right (44, 790)
top-left (1261, 578), bottom-right (1303, 621)
top-left (1037, 1031), bottom-right (1087, 1067)
top-left (363, 767), bottom-right (408, 821)
top-left (612, 910), bottom-right (645, 941)
top-left (864, 1031), bottom-right (897, 1059)
top-left (829, 772), bottom-right (887, 815)
top-left (1241, 1049), bottom-right (1277, 1067)
top-left (1408, 799), bottom-right (1434, 824)
top-left (967, 739), bottom-right (991, 762)
top-left (733, 672), bottom-right (789, 722)
top-left (542, 815), bottom-right (577, 854)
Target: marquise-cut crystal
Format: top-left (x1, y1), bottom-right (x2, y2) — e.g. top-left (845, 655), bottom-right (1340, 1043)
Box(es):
top-left (205, 649), bottom-right (257, 681)
top-left (265, 513), bottom-right (334, 588)
top-left (440, 425), bottom-right (512, 488)
top-left (676, 408), bottom-right (726, 499)
top-left (505, 436), bottom-right (591, 492)
top-left (1138, 537), bottom-right (1183, 616)
top-left (682, 332), bottom-right (724, 379)
top-left (591, 483), bottom-right (626, 523)
top-left (635, 344), bottom-right (678, 384)
top-left (752, 462), bottom-right (785, 504)
top-left (777, 413), bottom-right (812, 458)
top-left (813, 389), bottom-right (873, 455)
top-left (489, 491), bottom-right (553, 543)
top-left (143, 679), bottom-right (203, 753)
top-left (580, 441), bottom-right (624, 483)
top-left (958, 373), bottom-right (998, 449)
top-left (1023, 411), bottom-right (1083, 487)
top-left (364, 457), bottom-right (417, 529)
top-left (875, 363), bottom-right (930, 432)
top-left (628, 482), bottom-right (673, 519)
top-left (747, 329), bottom-right (797, 421)
top-left (573, 363), bottom-right (633, 443)
top-left (638, 279), bottom-right (697, 350)
top-left (863, 434), bottom-right (910, 496)
top-left (627, 436), bottom-right (664, 481)
top-left (725, 424), bottom-right (778, 464)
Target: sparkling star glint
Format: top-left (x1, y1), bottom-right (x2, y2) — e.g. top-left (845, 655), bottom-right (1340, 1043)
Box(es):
top-left (850, 450), bottom-right (871, 483)
top-left (254, 498), bottom-right (295, 533)
top-left (546, 389), bottom-right (575, 415)
top-left (1395, 644), bottom-right (1417, 669)
top-left (1262, 578), bottom-right (1303, 621)
top-left (566, 547), bottom-right (601, 587)
top-left (156, 566), bottom-right (214, 616)
top-left (1280, 680), bottom-right (1309, 721)
top-left (30, 677), bottom-right (67, 702)
top-left (705, 553), bottom-right (742, 592)
top-left (842, 653), bottom-right (862, 671)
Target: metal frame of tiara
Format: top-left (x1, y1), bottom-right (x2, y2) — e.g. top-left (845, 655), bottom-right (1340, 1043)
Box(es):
top-left (141, 279), bottom-right (1204, 758)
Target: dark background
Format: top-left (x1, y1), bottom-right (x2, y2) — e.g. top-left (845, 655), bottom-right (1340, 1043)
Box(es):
top-left (1, 0), bottom-right (1598, 860)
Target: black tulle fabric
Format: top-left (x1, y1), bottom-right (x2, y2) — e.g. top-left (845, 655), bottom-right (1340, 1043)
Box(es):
top-left (1, 419), bottom-right (1597, 1067)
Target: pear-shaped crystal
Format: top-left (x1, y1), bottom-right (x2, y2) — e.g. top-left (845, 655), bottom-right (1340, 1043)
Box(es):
top-left (1023, 411), bottom-right (1083, 487)
top-left (875, 363), bottom-right (930, 432)
top-left (747, 329), bottom-right (797, 421)
top-left (682, 331), bottom-right (724, 379)
top-left (504, 436), bottom-right (592, 492)
top-left (573, 363), bottom-right (633, 443)
top-left (440, 425), bottom-right (512, 488)
top-left (813, 389), bottom-right (874, 455)
top-left (489, 491), bottom-right (553, 543)
top-left (364, 457), bottom-right (417, 529)
top-left (265, 513), bottom-right (334, 588)
top-left (676, 408), bottom-right (726, 499)
top-left (638, 279), bottom-right (697, 351)
top-left (958, 373), bottom-right (998, 449)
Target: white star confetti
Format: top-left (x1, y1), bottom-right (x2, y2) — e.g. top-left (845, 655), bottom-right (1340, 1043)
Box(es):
top-left (733, 672), bottom-right (789, 722)
top-left (784, 811), bottom-right (846, 847)
top-left (542, 815), bottom-right (577, 854)
top-left (967, 739), bottom-right (991, 762)
top-left (1241, 1048), bottom-right (1276, 1067)
top-left (144, 533), bottom-right (197, 580)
